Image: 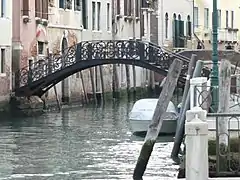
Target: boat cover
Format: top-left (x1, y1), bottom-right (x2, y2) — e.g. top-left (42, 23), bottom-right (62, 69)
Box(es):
top-left (129, 99), bottom-right (178, 121)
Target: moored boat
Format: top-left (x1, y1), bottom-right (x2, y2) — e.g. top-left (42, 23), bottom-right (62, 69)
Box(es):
top-left (129, 98), bottom-right (178, 135)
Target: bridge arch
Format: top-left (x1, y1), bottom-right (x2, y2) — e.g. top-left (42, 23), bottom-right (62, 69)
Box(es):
top-left (14, 40), bottom-right (191, 97)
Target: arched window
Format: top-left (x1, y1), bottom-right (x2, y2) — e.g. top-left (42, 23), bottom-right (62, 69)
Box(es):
top-left (165, 13), bottom-right (169, 39)
top-left (173, 13), bottom-right (176, 20)
top-left (178, 14), bottom-right (181, 20)
top-left (186, 15), bottom-right (192, 39)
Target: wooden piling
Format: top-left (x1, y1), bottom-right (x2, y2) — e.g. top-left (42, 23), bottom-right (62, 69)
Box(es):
top-left (125, 65), bottom-right (131, 97)
top-left (132, 65), bottom-right (136, 96)
top-left (80, 71), bottom-right (88, 104)
top-left (54, 85), bottom-right (61, 111)
top-left (89, 68), bottom-right (97, 104)
top-left (179, 54), bottom-right (197, 115)
top-left (171, 60), bottom-right (204, 163)
top-left (99, 65), bottom-right (105, 103)
top-left (112, 64), bottom-right (120, 99)
top-left (133, 59), bottom-right (183, 180)
top-left (47, 48), bottom-right (61, 111)
top-left (218, 59), bottom-right (231, 146)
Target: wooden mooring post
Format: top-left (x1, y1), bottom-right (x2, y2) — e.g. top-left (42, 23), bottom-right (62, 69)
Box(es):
top-left (133, 59), bottom-right (183, 180)
top-left (112, 64), bottom-right (120, 99)
top-left (171, 60), bottom-right (204, 163)
top-left (89, 68), bottom-right (97, 104)
top-left (132, 65), bottom-right (136, 96)
top-left (47, 48), bottom-right (61, 111)
top-left (218, 59), bottom-right (231, 172)
top-left (80, 71), bottom-right (89, 104)
top-left (99, 65), bottom-right (105, 103)
top-left (125, 65), bottom-right (131, 97)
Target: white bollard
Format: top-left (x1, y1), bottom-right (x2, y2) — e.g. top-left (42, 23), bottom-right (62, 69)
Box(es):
top-left (189, 77), bottom-right (208, 109)
top-left (185, 106), bottom-right (208, 180)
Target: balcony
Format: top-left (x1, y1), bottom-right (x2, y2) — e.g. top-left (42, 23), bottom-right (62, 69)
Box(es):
top-left (218, 28), bottom-right (238, 42)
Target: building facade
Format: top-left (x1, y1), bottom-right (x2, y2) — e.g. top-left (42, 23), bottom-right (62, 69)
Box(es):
top-left (0, 0), bottom-right (12, 107)
top-left (157, 0), bottom-right (194, 49)
top-left (12, 0), bottom-right (48, 85)
top-left (194, 0), bottom-right (240, 50)
top-left (46, 0), bottom-right (113, 103)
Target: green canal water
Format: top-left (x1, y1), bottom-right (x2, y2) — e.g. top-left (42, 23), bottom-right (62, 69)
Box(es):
top-left (0, 99), bottom-right (180, 180)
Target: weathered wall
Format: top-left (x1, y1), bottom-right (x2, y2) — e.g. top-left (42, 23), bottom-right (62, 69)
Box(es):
top-left (45, 0), bottom-right (117, 103)
top-left (0, 0), bottom-right (12, 106)
top-left (158, 0), bottom-right (193, 47)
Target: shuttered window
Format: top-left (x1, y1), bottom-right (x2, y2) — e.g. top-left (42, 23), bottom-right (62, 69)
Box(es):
top-left (22, 0), bottom-right (29, 16)
top-left (124, 0), bottom-right (127, 16)
top-left (116, 0), bottom-right (120, 15)
top-left (135, 0), bottom-right (139, 17)
top-left (128, 0), bottom-right (132, 16)
top-left (42, 0), bottom-right (48, 20)
top-left (35, 0), bottom-right (42, 18)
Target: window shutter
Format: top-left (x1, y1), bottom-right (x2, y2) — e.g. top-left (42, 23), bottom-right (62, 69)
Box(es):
top-left (135, 0), bottom-right (139, 17)
top-left (124, 0), bottom-right (127, 16)
top-left (42, 0), bottom-right (48, 19)
top-left (35, 0), bottom-right (41, 18)
top-left (22, 0), bottom-right (29, 16)
top-left (117, 0), bottom-right (120, 15)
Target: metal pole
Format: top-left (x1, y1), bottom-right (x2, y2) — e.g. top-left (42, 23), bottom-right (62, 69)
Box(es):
top-left (211, 0), bottom-right (219, 112)
top-left (192, 0), bottom-right (194, 34)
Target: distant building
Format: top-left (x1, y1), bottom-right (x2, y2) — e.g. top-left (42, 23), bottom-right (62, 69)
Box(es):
top-left (0, 0), bottom-right (12, 108)
top-left (194, 0), bottom-right (240, 50)
top-left (46, 0), bottom-right (113, 103)
top-left (12, 0), bottom-right (48, 86)
top-left (157, 0), bottom-right (194, 49)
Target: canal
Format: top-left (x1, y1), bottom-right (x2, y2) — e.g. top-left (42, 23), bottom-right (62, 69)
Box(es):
top-left (0, 99), bottom-right (179, 180)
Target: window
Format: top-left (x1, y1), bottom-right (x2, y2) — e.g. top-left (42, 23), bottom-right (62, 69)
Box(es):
top-left (116, 0), bottom-right (120, 15)
top-left (193, 7), bottom-right (198, 27)
top-left (74, 0), bottom-right (81, 11)
top-left (204, 8), bottom-right (209, 29)
top-left (0, 49), bottom-right (5, 73)
top-left (42, 0), bottom-right (48, 19)
top-left (1, 0), bottom-right (6, 17)
top-left (82, 0), bottom-right (88, 29)
top-left (107, 3), bottom-right (110, 31)
top-left (22, 0), bottom-right (29, 16)
top-left (38, 41), bottom-right (44, 55)
top-left (165, 13), bottom-right (168, 39)
top-left (66, 0), bottom-right (72, 9)
top-left (128, 0), bottom-right (132, 16)
top-left (35, 0), bottom-right (48, 19)
top-left (59, 0), bottom-right (64, 8)
top-left (124, 0), bottom-right (127, 16)
top-left (92, 2), bottom-right (96, 30)
top-left (217, 9), bottom-right (221, 28)
top-left (226, 10), bottom-right (228, 28)
top-left (59, 0), bottom-right (72, 9)
top-left (187, 15), bottom-right (192, 38)
top-left (35, 0), bottom-right (42, 17)
top-left (231, 11), bottom-right (234, 28)
top-left (97, 2), bottom-right (101, 30)
top-left (135, 0), bottom-right (139, 17)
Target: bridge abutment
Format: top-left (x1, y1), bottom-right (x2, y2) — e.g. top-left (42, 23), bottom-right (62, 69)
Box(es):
top-left (9, 96), bottom-right (44, 116)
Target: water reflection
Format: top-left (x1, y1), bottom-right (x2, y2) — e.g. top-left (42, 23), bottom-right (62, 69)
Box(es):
top-left (0, 101), bottom-right (178, 179)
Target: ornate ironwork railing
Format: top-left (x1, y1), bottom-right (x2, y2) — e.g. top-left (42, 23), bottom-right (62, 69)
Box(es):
top-left (208, 113), bottom-right (240, 176)
top-left (195, 85), bottom-right (240, 112)
top-left (194, 84), bottom-right (240, 176)
top-left (15, 40), bottom-right (192, 88)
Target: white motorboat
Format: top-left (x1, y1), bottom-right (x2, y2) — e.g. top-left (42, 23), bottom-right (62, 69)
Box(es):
top-left (129, 98), bottom-right (178, 135)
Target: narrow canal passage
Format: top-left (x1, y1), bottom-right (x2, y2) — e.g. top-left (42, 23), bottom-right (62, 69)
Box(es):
top-left (0, 100), bottom-right (179, 180)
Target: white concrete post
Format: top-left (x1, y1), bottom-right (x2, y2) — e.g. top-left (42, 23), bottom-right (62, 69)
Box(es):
top-left (190, 77), bottom-right (208, 109)
top-left (185, 106), bottom-right (208, 180)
